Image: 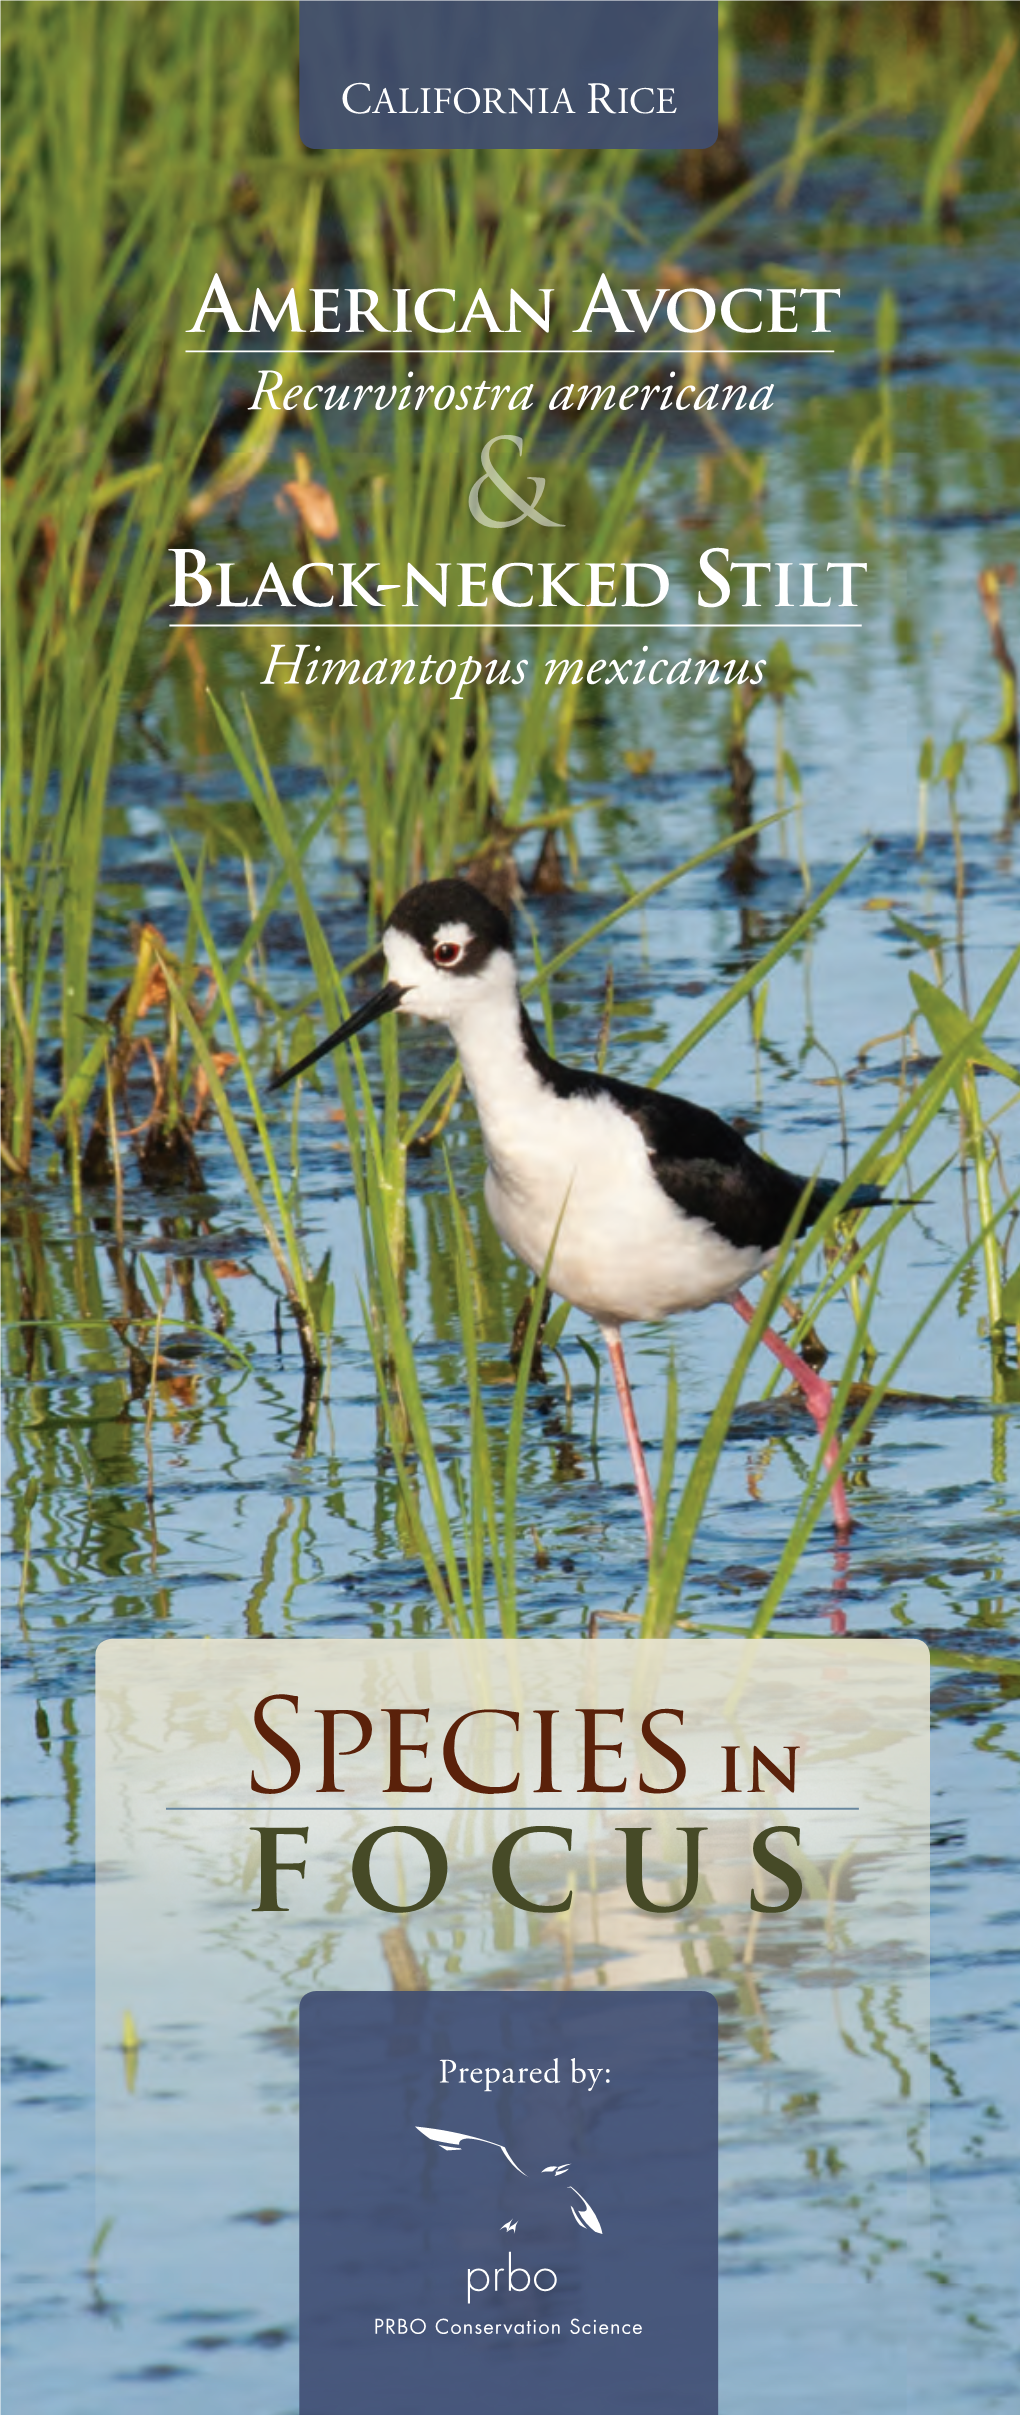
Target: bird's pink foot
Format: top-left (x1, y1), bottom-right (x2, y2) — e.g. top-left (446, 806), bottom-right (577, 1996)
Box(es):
top-left (731, 1293), bottom-right (852, 1535)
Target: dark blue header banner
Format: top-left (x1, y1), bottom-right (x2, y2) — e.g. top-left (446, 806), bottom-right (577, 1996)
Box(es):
top-left (300, 1), bottom-right (718, 150)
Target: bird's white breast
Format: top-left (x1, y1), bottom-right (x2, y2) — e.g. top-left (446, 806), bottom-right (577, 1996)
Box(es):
top-left (444, 968), bottom-right (764, 1324)
top-left (482, 1089), bottom-right (763, 1322)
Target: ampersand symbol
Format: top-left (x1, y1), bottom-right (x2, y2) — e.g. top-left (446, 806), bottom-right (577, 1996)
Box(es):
top-left (468, 434), bottom-right (563, 529)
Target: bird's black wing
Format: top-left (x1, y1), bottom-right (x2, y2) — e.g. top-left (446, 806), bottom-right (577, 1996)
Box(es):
top-left (608, 1080), bottom-right (826, 1250)
top-left (519, 1009), bottom-right (857, 1253)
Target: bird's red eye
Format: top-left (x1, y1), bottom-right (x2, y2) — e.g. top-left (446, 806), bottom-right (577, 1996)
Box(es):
top-left (433, 941), bottom-right (462, 968)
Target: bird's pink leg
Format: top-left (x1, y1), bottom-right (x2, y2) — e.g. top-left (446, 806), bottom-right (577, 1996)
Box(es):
top-left (731, 1292), bottom-right (852, 1535)
top-left (602, 1323), bottom-right (656, 1552)
top-left (828, 1545), bottom-right (850, 1635)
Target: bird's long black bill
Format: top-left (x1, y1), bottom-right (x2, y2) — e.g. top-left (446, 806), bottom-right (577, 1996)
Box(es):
top-left (267, 980), bottom-right (405, 1092)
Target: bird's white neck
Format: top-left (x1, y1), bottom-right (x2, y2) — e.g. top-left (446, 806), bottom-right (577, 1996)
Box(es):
top-left (440, 955), bottom-right (548, 1150)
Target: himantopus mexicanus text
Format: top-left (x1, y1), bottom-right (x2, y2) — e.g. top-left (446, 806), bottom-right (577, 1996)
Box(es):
top-left (272, 878), bottom-right (882, 1547)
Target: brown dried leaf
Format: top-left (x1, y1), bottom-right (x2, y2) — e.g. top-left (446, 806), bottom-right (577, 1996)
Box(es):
top-left (164, 1372), bottom-right (199, 1407)
top-left (657, 261), bottom-right (720, 296)
top-left (190, 1049), bottom-right (236, 1128)
top-left (134, 963), bottom-right (171, 1018)
top-left (278, 479), bottom-right (339, 541)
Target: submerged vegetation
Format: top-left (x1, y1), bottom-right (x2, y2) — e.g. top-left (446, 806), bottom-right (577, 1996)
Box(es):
top-left (2, 0), bottom-right (1019, 1649)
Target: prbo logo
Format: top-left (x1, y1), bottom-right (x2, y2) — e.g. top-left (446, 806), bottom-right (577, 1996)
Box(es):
top-left (465, 2253), bottom-right (557, 2307)
top-left (416, 2122), bottom-right (603, 2303)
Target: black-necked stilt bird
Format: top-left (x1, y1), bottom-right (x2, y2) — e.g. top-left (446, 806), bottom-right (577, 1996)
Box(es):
top-left (271, 878), bottom-right (882, 1548)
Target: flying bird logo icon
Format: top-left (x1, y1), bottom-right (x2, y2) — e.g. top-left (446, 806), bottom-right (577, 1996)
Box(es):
top-left (416, 2126), bottom-right (527, 2175)
top-left (416, 2128), bottom-right (604, 2236)
top-left (569, 2190), bottom-right (602, 2235)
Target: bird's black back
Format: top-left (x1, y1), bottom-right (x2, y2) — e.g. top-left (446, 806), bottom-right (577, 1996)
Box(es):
top-left (520, 1011), bottom-right (879, 1251)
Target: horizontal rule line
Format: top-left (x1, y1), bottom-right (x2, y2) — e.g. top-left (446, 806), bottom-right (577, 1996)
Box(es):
top-left (184, 347), bottom-right (835, 358)
top-left (163, 1803), bottom-right (863, 1814)
top-left (168, 621), bottom-right (863, 632)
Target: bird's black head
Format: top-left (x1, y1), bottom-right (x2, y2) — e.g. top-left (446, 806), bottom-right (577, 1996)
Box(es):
top-left (385, 877), bottom-right (513, 980)
top-left (379, 876), bottom-right (518, 1024)
top-left (267, 876), bottom-right (516, 1090)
